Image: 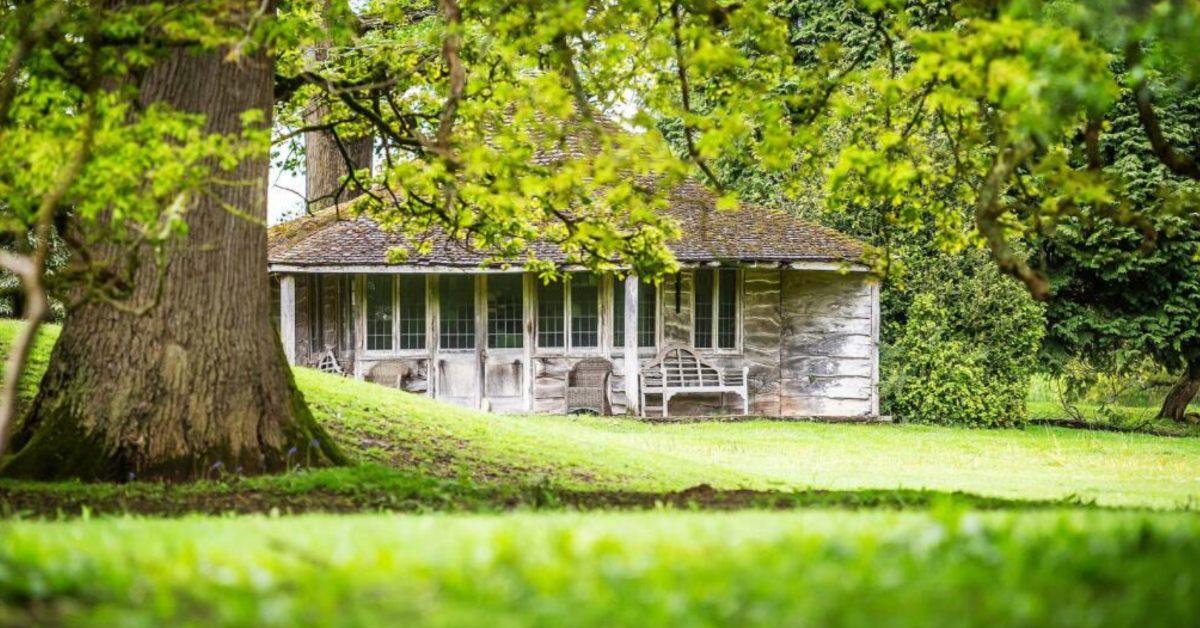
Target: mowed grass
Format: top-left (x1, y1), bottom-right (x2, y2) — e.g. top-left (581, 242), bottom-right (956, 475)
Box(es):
top-left (3, 320), bottom-right (1200, 509)
top-left (4, 510), bottom-right (1200, 626)
top-left (3, 322), bottom-right (1200, 625)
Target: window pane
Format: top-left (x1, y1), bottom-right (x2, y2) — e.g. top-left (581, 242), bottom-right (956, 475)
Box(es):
top-left (439, 275), bottom-right (475, 349)
top-left (366, 275), bottom-right (393, 351)
top-left (398, 275), bottom-right (426, 350)
top-left (693, 270), bottom-right (713, 348)
top-left (537, 280), bottom-right (565, 348)
top-left (717, 269), bottom-right (737, 349)
top-left (613, 278), bottom-right (656, 348)
top-left (571, 274), bottom-right (599, 348)
top-left (487, 274), bottom-right (524, 349)
top-left (638, 282), bottom-right (656, 347)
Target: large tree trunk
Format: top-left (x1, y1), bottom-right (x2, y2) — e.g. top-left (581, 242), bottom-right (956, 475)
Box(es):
top-left (2, 37), bottom-right (345, 481)
top-left (1158, 357), bottom-right (1200, 423)
top-left (304, 104), bottom-right (373, 210)
top-left (303, 37), bottom-right (372, 210)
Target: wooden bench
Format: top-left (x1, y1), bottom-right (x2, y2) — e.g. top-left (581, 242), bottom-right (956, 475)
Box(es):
top-left (639, 347), bottom-right (749, 417)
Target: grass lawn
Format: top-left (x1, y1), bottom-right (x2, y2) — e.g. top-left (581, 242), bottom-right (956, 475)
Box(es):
top-left (4, 510), bottom-right (1200, 626)
top-left (2, 320), bottom-right (1199, 510)
top-left (2, 321), bottom-right (1200, 625)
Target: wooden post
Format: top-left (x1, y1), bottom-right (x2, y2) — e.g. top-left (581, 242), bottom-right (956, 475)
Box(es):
top-left (623, 274), bottom-right (640, 415)
top-left (279, 274), bottom-right (296, 365)
top-left (870, 279), bottom-right (881, 417)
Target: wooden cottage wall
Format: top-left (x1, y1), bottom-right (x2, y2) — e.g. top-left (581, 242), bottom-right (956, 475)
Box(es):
top-left (742, 269), bottom-right (782, 416)
top-left (294, 274), bottom-right (313, 362)
top-left (779, 270), bottom-right (876, 416)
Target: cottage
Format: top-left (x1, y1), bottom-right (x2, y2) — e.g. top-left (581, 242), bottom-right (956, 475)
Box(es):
top-left (268, 180), bottom-right (881, 418)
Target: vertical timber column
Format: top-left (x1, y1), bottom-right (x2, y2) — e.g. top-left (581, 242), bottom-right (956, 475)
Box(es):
top-left (623, 274), bottom-right (640, 415)
top-left (869, 279), bottom-right (881, 417)
top-left (280, 275), bottom-right (297, 365)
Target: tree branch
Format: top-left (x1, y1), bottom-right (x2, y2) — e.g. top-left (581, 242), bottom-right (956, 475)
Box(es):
top-left (0, 94), bottom-right (96, 457)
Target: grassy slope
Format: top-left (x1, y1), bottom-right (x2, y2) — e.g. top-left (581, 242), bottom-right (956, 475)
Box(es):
top-left (3, 320), bottom-right (1200, 509)
top-left (3, 323), bottom-right (1200, 625)
top-left (3, 510), bottom-right (1200, 626)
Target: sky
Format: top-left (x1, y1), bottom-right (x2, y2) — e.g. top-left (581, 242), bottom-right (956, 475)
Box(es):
top-left (267, 151), bottom-right (305, 226)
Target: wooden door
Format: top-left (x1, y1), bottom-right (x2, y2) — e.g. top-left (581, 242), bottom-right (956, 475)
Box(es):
top-left (435, 274), bottom-right (480, 408)
top-left (482, 274), bottom-right (527, 412)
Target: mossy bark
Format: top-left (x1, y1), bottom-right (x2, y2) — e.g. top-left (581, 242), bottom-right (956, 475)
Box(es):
top-left (2, 23), bottom-right (345, 482)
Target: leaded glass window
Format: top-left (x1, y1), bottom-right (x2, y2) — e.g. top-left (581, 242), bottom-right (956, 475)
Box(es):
top-left (397, 275), bottom-right (426, 350)
top-left (487, 274), bottom-right (524, 349)
top-left (439, 275), bottom-right (475, 349)
top-left (693, 270), bottom-right (713, 348)
top-left (537, 280), bottom-right (565, 348)
top-left (693, 269), bottom-right (738, 350)
top-left (716, 269), bottom-right (737, 349)
top-left (570, 274), bottom-right (599, 348)
top-left (365, 275), bottom-right (393, 351)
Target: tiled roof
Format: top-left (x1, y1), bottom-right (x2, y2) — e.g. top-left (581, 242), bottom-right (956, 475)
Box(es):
top-left (268, 179), bottom-right (866, 268)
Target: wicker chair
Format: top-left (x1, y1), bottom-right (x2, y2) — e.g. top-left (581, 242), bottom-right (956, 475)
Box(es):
top-left (566, 358), bottom-right (612, 415)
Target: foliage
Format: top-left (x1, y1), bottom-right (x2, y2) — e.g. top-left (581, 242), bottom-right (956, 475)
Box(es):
top-left (1038, 81), bottom-right (1200, 386)
top-left (1, 510), bottom-right (1199, 625)
top-left (0, 1), bottom-right (270, 308)
top-left (884, 253), bottom-right (1045, 426)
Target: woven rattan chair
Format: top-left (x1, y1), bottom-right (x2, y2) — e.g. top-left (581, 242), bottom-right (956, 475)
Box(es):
top-left (566, 358), bottom-right (612, 415)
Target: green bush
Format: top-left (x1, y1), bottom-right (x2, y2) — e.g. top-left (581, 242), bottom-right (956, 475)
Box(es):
top-left (883, 253), bottom-right (1044, 426)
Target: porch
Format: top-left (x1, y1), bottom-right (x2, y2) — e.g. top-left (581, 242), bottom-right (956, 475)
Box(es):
top-left (273, 265), bottom-right (881, 418)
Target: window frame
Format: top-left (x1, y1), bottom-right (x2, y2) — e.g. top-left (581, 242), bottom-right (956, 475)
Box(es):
top-left (437, 274), bottom-right (477, 352)
top-left (534, 272), bottom-right (606, 356)
top-left (610, 276), bottom-right (661, 355)
top-left (690, 268), bottom-right (743, 354)
top-left (360, 274), bottom-right (431, 358)
top-left (485, 273), bottom-right (525, 350)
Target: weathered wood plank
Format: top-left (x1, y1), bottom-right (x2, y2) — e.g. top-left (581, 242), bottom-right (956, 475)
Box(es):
top-left (785, 375), bottom-right (872, 400)
top-left (279, 275), bottom-right (296, 365)
top-left (662, 271), bottom-right (692, 345)
top-left (784, 332), bottom-right (874, 359)
top-left (781, 356), bottom-right (873, 378)
top-left (780, 395), bottom-right (873, 417)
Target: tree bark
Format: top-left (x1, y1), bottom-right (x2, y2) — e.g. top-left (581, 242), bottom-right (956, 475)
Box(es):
top-left (1158, 357), bottom-right (1200, 423)
top-left (2, 34), bottom-right (345, 481)
top-left (304, 103), bottom-right (373, 210)
top-left (303, 35), bottom-right (372, 210)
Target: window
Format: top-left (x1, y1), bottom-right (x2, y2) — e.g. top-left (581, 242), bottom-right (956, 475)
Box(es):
top-left (537, 280), bottom-right (565, 348)
top-left (570, 274), bottom-right (599, 348)
top-left (439, 275), bottom-right (475, 349)
top-left (487, 274), bottom-right (524, 349)
top-left (365, 275), bottom-right (393, 351)
top-left (397, 275), bottom-right (426, 350)
top-left (613, 278), bottom-right (657, 348)
top-left (693, 269), bottom-right (739, 350)
top-left (537, 273), bottom-right (605, 351)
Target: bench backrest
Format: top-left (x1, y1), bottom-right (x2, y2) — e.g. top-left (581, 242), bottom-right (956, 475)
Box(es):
top-left (641, 347), bottom-right (722, 388)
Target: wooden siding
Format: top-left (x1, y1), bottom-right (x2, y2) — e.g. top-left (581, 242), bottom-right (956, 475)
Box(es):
top-left (779, 270), bottom-right (875, 416)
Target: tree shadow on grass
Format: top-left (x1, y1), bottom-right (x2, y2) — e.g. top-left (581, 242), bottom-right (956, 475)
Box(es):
top-left (0, 463), bottom-right (1150, 519)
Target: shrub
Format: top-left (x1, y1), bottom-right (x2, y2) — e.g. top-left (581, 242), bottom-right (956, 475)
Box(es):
top-left (883, 253), bottom-right (1044, 426)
